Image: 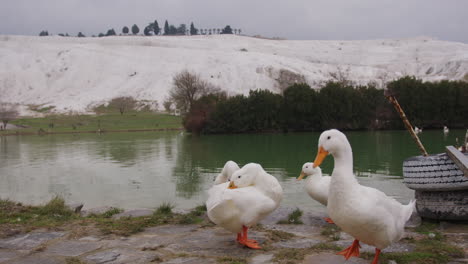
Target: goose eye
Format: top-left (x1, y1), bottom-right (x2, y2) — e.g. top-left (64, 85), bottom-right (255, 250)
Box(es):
top-left (305, 166), bottom-right (308, 168)
top-left (238, 175), bottom-right (241, 179)
top-left (327, 136), bottom-right (331, 140)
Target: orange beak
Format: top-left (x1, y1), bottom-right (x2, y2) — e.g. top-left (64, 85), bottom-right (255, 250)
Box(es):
top-left (228, 181), bottom-right (238, 189)
top-left (297, 171), bottom-right (306, 181)
top-left (313, 146), bottom-right (329, 168)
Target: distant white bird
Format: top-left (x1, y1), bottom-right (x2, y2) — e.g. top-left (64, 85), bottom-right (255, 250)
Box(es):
top-left (297, 162), bottom-right (333, 223)
top-left (214, 161), bottom-right (240, 185)
top-left (443, 126), bottom-right (449, 134)
top-left (206, 163), bottom-right (283, 249)
top-left (312, 129), bottom-right (415, 264)
top-left (414, 126), bottom-right (422, 134)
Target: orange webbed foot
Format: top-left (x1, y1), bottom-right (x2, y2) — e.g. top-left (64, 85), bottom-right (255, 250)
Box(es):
top-left (337, 239), bottom-right (361, 260)
top-left (324, 217), bottom-right (335, 224)
top-left (240, 239), bottom-right (261, 249)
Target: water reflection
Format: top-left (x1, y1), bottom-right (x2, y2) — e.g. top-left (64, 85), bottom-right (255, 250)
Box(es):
top-left (0, 130), bottom-right (465, 210)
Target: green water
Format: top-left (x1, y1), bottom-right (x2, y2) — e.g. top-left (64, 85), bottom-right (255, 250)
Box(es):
top-left (0, 130), bottom-right (466, 211)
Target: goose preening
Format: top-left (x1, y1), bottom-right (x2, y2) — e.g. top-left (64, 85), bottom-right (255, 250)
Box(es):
top-left (312, 129), bottom-right (415, 264)
top-left (206, 163), bottom-right (283, 249)
top-left (214, 160), bottom-right (240, 185)
top-left (297, 162), bottom-right (334, 224)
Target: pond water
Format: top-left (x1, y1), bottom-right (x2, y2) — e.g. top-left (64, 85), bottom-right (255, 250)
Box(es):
top-left (0, 130), bottom-right (466, 212)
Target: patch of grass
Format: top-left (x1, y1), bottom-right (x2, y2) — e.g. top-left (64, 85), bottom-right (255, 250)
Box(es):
top-left (310, 242), bottom-right (342, 251)
top-left (155, 202), bottom-right (174, 215)
top-left (320, 225), bottom-right (341, 241)
top-left (273, 248), bottom-right (308, 264)
top-left (267, 229), bottom-right (296, 242)
top-left (361, 235), bottom-right (465, 264)
top-left (217, 256), bottom-right (247, 264)
top-left (277, 208), bottom-right (303, 225)
top-left (0, 196), bottom-right (79, 238)
top-left (414, 221), bottom-right (439, 234)
top-left (100, 208), bottom-right (123, 218)
top-left (1, 112), bottom-right (182, 136)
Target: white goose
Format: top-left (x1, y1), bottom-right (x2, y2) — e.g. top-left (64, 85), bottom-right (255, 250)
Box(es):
top-left (312, 129), bottom-right (415, 264)
top-left (206, 163), bottom-right (283, 249)
top-left (443, 126), bottom-right (449, 134)
top-left (297, 162), bottom-right (334, 223)
top-left (214, 161), bottom-right (240, 185)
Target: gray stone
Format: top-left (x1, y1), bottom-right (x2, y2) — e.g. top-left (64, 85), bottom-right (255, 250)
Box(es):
top-left (97, 248), bottom-right (158, 264)
top-left (0, 232), bottom-right (65, 250)
top-left (86, 250), bottom-right (120, 263)
top-left (0, 249), bottom-right (21, 263)
top-left (272, 238), bottom-right (322, 248)
top-left (45, 241), bottom-right (101, 257)
top-left (302, 253), bottom-right (368, 264)
top-left (66, 203), bottom-right (84, 214)
top-left (161, 257), bottom-right (216, 264)
top-left (145, 225), bottom-right (198, 235)
top-left (165, 227), bottom-right (265, 258)
top-left (81, 206), bottom-right (115, 217)
top-left (79, 236), bottom-right (101, 242)
top-left (265, 224), bottom-right (322, 238)
top-left (249, 254), bottom-right (274, 264)
top-left (8, 254), bottom-right (65, 264)
top-left (333, 240), bottom-right (415, 253)
top-left (112, 209), bottom-right (154, 219)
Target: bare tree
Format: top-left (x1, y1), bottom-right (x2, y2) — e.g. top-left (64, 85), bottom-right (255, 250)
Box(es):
top-left (108, 96), bottom-right (137, 115)
top-left (0, 104), bottom-right (19, 130)
top-left (328, 65), bottom-right (354, 87)
top-left (169, 70), bottom-right (220, 114)
top-left (163, 99), bottom-right (173, 113)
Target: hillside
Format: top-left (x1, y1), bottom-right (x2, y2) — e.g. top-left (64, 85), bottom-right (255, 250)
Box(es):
top-left (1, 34), bottom-right (467, 114)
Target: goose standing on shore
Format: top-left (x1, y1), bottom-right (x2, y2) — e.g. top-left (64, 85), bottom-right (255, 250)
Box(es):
top-left (206, 163), bottom-right (283, 249)
top-left (297, 162), bottom-right (333, 223)
top-left (443, 126), bottom-right (449, 134)
top-left (312, 129), bottom-right (415, 264)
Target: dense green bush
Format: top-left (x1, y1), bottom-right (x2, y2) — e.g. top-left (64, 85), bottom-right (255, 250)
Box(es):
top-left (183, 77), bottom-right (467, 134)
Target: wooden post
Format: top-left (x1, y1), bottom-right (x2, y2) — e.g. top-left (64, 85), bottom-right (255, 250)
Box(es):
top-left (386, 95), bottom-right (429, 156)
top-left (446, 146), bottom-right (468, 177)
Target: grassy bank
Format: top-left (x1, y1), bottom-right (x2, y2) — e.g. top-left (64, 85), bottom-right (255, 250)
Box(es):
top-left (0, 112), bottom-right (183, 136)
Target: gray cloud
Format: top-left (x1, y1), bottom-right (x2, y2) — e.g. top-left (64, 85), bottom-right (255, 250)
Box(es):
top-left (1, 0), bottom-right (467, 42)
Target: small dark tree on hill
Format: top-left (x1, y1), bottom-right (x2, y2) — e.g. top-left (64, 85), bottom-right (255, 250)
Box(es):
top-left (122, 26), bottom-right (129, 35)
top-left (108, 96), bottom-right (137, 115)
top-left (0, 104), bottom-right (19, 130)
top-left (39, 30), bottom-right (49, 36)
top-left (144, 25), bottom-right (152, 36)
top-left (98, 33), bottom-right (105, 37)
top-left (106, 29), bottom-right (116, 36)
top-left (131, 24), bottom-right (139, 35)
top-left (190, 22), bottom-right (197, 35)
top-left (153, 20), bottom-right (160, 35)
top-left (164, 20), bottom-right (170, 35)
top-left (77, 32), bottom-right (85, 37)
top-left (221, 25), bottom-right (233, 34)
top-left (177, 24), bottom-right (187, 35)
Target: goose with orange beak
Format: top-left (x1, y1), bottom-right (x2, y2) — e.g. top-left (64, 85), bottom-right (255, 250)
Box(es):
top-left (206, 163), bottom-right (283, 249)
top-left (297, 162), bottom-right (333, 223)
top-left (313, 129), bottom-right (415, 264)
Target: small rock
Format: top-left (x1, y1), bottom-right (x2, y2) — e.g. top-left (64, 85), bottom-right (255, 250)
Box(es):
top-left (112, 209), bottom-right (153, 219)
top-left (86, 250), bottom-right (120, 264)
top-left (428, 233), bottom-right (436, 239)
top-left (249, 254), bottom-right (274, 264)
top-left (388, 260), bottom-right (398, 264)
top-left (0, 232), bottom-right (65, 250)
top-left (45, 240), bottom-right (101, 257)
top-left (66, 202), bottom-right (84, 213)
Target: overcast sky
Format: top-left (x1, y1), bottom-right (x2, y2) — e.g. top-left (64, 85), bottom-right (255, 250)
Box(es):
top-left (1, 0), bottom-right (467, 43)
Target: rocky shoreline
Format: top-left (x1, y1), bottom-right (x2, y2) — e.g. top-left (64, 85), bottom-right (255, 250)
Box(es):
top-left (0, 205), bottom-right (467, 264)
